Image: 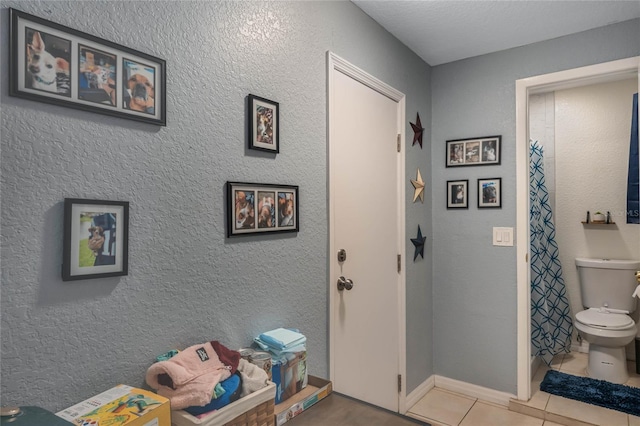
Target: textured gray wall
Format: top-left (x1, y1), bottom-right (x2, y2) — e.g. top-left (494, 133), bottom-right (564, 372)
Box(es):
top-left (431, 19), bottom-right (640, 394)
top-left (0, 1), bottom-right (432, 410)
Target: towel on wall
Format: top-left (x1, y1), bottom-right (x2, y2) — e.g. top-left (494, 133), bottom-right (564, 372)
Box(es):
top-left (627, 93), bottom-right (639, 224)
top-left (146, 342), bottom-right (232, 410)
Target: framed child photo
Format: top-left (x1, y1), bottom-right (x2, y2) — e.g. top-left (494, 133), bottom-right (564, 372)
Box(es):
top-left (226, 182), bottom-right (298, 237)
top-left (446, 136), bottom-right (501, 167)
top-left (447, 179), bottom-right (469, 209)
top-left (9, 8), bottom-right (166, 126)
top-left (62, 198), bottom-right (129, 281)
top-left (247, 94), bottom-right (279, 153)
top-left (478, 178), bottom-right (502, 208)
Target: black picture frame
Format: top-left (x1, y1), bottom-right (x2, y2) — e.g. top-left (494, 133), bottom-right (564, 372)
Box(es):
top-left (478, 178), bottom-right (502, 209)
top-left (247, 94), bottom-right (279, 153)
top-left (9, 8), bottom-right (166, 126)
top-left (447, 179), bottom-right (469, 209)
top-left (62, 198), bottom-right (129, 281)
top-left (226, 182), bottom-right (298, 237)
top-left (446, 135), bottom-right (501, 167)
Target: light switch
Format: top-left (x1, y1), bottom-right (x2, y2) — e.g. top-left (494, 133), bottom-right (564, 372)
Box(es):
top-left (493, 227), bottom-right (514, 246)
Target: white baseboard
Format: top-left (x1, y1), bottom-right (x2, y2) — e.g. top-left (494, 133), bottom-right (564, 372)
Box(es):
top-left (404, 375), bottom-right (435, 413)
top-left (434, 375), bottom-right (516, 407)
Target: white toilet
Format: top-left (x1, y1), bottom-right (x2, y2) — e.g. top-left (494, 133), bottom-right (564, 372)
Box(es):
top-left (574, 258), bottom-right (640, 384)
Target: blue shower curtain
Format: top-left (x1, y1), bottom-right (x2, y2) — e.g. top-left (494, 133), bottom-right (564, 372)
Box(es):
top-left (530, 140), bottom-right (573, 365)
top-left (627, 93), bottom-right (639, 224)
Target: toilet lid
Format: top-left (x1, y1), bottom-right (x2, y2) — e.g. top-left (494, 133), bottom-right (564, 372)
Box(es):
top-left (575, 308), bottom-right (635, 330)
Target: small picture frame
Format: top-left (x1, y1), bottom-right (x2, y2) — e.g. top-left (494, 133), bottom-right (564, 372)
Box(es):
top-left (248, 94), bottom-right (279, 153)
top-left (478, 178), bottom-right (502, 209)
top-left (447, 180), bottom-right (469, 209)
top-left (227, 182), bottom-right (298, 237)
top-left (62, 198), bottom-right (129, 281)
top-left (9, 8), bottom-right (166, 126)
top-left (446, 136), bottom-right (501, 167)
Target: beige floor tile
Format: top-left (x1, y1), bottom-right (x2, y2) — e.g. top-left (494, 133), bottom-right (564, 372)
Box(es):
top-left (550, 353), bottom-right (565, 370)
top-left (405, 411), bottom-right (449, 426)
top-left (543, 412), bottom-right (596, 426)
top-left (459, 401), bottom-right (543, 426)
top-left (408, 388), bottom-right (475, 426)
top-left (542, 422), bottom-right (568, 426)
top-left (559, 352), bottom-right (588, 375)
top-left (626, 361), bottom-right (640, 388)
top-left (508, 400), bottom-right (546, 420)
top-left (545, 395), bottom-right (628, 426)
top-left (629, 414), bottom-right (640, 426)
top-left (522, 367), bottom-right (552, 410)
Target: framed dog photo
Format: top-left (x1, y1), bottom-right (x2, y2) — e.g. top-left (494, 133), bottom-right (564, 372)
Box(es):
top-left (9, 8), bottom-right (166, 126)
top-left (226, 182), bottom-right (298, 237)
top-left (447, 179), bottom-right (469, 209)
top-left (247, 94), bottom-right (279, 153)
top-left (478, 178), bottom-right (502, 209)
top-left (62, 198), bottom-right (129, 281)
top-left (446, 136), bottom-right (501, 167)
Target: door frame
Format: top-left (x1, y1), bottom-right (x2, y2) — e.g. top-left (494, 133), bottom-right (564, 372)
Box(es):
top-left (515, 56), bottom-right (640, 401)
top-left (327, 51), bottom-right (407, 412)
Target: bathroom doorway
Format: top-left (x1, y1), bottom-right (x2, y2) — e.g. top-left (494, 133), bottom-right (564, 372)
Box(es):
top-left (515, 57), bottom-right (640, 401)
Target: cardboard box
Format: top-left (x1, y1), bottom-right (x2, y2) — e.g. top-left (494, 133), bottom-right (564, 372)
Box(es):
top-left (273, 376), bottom-right (332, 426)
top-left (56, 384), bottom-right (170, 426)
top-left (271, 351), bottom-right (307, 404)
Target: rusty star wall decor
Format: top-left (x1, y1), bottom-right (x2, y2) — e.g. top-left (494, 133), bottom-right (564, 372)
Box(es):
top-left (410, 112), bottom-right (424, 148)
top-left (411, 168), bottom-right (425, 203)
top-left (411, 225), bottom-right (426, 261)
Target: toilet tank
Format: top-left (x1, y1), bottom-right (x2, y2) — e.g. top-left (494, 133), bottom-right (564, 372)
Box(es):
top-left (575, 258), bottom-right (640, 312)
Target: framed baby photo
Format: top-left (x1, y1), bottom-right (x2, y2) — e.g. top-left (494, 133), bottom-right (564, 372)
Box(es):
top-left (446, 136), bottom-right (501, 167)
top-left (62, 198), bottom-right (129, 281)
top-left (9, 8), bottom-right (166, 126)
top-left (247, 94), bottom-right (279, 153)
top-left (478, 178), bottom-right (502, 209)
top-left (447, 179), bottom-right (469, 209)
top-left (226, 182), bottom-right (298, 237)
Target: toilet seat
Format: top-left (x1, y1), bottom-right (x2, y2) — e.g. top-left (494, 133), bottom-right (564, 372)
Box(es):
top-left (575, 308), bottom-right (635, 330)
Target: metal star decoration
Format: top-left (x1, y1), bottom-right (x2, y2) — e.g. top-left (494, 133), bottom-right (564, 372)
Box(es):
top-left (411, 225), bottom-right (426, 261)
top-left (410, 112), bottom-right (424, 148)
top-left (411, 168), bottom-right (425, 203)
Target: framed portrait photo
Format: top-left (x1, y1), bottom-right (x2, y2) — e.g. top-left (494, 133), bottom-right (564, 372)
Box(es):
top-left (478, 178), bottom-right (502, 209)
top-left (446, 136), bottom-right (501, 167)
top-left (447, 179), bottom-right (469, 209)
top-left (226, 182), bottom-right (298, 237)
top-left (62, 198), bottom-right (129, 281)
top-left (9, 8), bottom-right (166, 126)
top-left (247, 94), bottom-right (279, 153)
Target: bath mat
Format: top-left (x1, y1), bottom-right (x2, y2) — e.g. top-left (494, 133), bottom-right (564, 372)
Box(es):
top-left (540, 370), bottom-right (640, 416)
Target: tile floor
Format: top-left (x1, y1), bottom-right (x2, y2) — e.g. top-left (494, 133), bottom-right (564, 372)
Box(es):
top-left (406, 352), bottom-right (640, 426)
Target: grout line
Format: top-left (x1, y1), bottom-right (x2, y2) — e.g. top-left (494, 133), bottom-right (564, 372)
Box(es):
top-left (456, 398), bottom-right (478, 426)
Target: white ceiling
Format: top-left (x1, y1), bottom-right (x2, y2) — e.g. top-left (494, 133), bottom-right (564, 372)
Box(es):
top-left (351, 1), bottom-right (640, 66)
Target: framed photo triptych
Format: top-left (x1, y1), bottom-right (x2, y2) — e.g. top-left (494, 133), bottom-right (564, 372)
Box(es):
top-left (9, 8), bottom-right (166, 125)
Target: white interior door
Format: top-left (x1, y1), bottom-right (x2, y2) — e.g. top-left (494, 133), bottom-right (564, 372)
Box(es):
top-left (328, 53), bottom-right (405, 412)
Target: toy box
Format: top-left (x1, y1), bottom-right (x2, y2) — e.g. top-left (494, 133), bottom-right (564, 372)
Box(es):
top-left (271, 351), bottom-right (307, 404)
top-left (56, 384), bottom-right (170, 426)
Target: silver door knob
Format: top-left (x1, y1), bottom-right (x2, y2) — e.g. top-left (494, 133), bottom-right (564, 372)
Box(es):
top-left (337, 276), bottom-right (354, 291)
